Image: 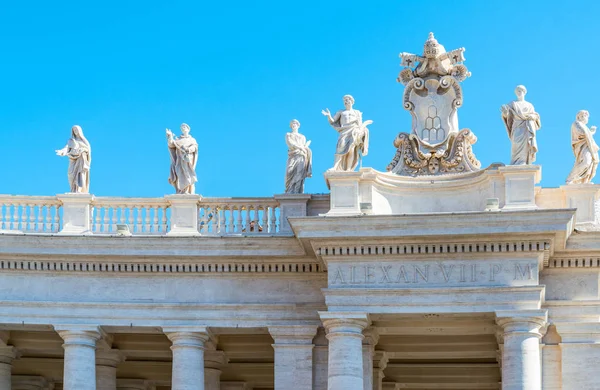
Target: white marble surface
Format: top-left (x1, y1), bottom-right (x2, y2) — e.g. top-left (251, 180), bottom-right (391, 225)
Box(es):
top-left (166, 123), bottom-right (198, 194)
top-left (567, 110), bottom-right (599, 185)
top-left (285, 119), bottom-right (312, 194)
top-left (56, 125), bottom-right (92, 193)
top-left (501, 85), bottom-right (541, 165)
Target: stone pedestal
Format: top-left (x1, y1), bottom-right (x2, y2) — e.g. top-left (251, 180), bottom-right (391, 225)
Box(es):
top-left (57, 193), bottom-right (94, 235)
top-left (561, 184), bottom-right (600, 227)
top-left (0, 347), bottom-right (16, 390)
top-left (166, 194), bottom-right (201, 236)
top-left (165, 328), bottom-right (210, 390)
top-left (56, 326), bottom-right (101, 390)
top-left (496, 310), bottom-right (547, 390)
top-left (269, 326), bottom-right (317, 390)
top-left (204, 350), bottom-right (227, 390)
top-left (96, 349), bottom-right (125, 390)
top-left (274, 194), bottom-right (311, 233)
top-left (324, 171), bottom-right (363, 216)
top-left (320, 312), bottom-right (370, 390)
top-left (499, 165), bottom-right (541, 210)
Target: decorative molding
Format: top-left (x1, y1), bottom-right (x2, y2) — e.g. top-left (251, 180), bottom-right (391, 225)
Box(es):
top-left (0, 260), bottom-right (324, 274)
top-left (548, 257), bottom-right (600, 268)
top-left (318, 241), bottom-right (550, 257)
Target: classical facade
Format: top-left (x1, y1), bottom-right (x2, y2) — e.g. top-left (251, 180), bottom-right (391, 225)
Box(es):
top-left (1, 33), bottom-right (600, 390)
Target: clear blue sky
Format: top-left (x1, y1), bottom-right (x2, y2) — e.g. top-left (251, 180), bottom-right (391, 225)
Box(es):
top-left (1, 1), bottom-right (597, 197)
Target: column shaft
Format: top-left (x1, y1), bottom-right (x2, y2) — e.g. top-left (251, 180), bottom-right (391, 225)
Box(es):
top-left (166, 331), bottom-right (210, 390)
top-left (496, 311), bottom-right (546, 390)
top-left (57, 328), bottom-right (101, 390)
top-left (362, 345), bottom-right (374, 390)
top-left (320, 313), bottom-right (369, 390)
top-left (0, 346), bottom-right (15, 390)
top-left (269, 326), bottom-right (317, 390)
top-left (542, 345), bottom-right (562, 390)
top-left (96, 350), bottom-right (124, 390)
top-left (313, 328), bottom-right (329, 390)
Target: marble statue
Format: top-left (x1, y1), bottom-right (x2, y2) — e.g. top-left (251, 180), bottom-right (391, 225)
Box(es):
top-left (166, 123), bottom-right (198, 194)
top-left (285, 119), bottom-right (312, 194)
top-left (501, 85), bottom-right (542, 165)
top-left (321, 95), bottom-right (373, 171)
top-left (55, 125), bottom-right (92, 193)
top-left (388, 33), bottom-right (481, 176)
top-left (566, 110), bottom-right (599, 184)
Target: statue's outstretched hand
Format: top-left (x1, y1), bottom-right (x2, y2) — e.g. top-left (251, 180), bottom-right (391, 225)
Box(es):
top-left (591, 126), bottom-right (597, 133)
top-left (321, 109), bottom-right (330, 117)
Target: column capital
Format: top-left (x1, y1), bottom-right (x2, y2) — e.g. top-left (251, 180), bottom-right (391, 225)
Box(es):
top-left (96, 348), bottom-right (125, 367)
top-left (116, 378), bottom-right (156, 390)
top-left (204, 349), bottom-right (228, 369)
top-left (12, 375), bottom-right (54, 390)
top-left (495, 310), bottom-right (547, 337)
top-left (319, 312), bottom-right (370, 339)
top-left (0, 346), bottom-right (17, 364)
top-left (163, 327), bottom-right (211, 349)
top-left (269, 325), bottom-right (318, 346)
top-left (373, 350), bottom-right (389, 369)
top-left (363, 327), bottom-right (379, 346)
top-left (55, 325), bottom-right (101, 348)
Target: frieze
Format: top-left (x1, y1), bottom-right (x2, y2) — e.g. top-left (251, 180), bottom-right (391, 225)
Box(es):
top-left (328, 260), bottom-right (538, 287)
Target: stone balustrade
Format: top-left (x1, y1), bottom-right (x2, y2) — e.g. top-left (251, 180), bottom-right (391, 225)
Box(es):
top-left (0, 196), bottom-right (61, 233)
top-left (0, 194), bottom-right (316, 236)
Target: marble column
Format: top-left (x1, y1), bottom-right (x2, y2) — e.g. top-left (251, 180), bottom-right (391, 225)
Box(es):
top-left (362, 328), bottom-right (378, 390)
top-left (320, 312), bottom-right (370, 390)
top-left (164, 328), bottom-right (211, 390)
top-left (496, 310), bottom-right (547, 390)
top-left (96, 349), bottom-right (125, 390)
top-left (268, 325), bottom-right (317, 390)
top-left (372, 351), bottom-right (389, 390)
top-left (0, 346), bottom-right (16, 390)
top-left (313, 328), bottom-right (329, 390)
top-left (56, 326), bottom-right (101, 390)
top-left (541, 324), bottom-right (562, 390)
top-left (204, 350), bottom-right (227, 390)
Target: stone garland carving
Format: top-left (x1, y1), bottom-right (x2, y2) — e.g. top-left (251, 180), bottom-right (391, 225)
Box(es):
top-left (387, 33), bottom-right (481, 176)
top-left (285, 119), bottom-right (312, 194)
top-left (322, 95), bottom-right (373, 171)
top-left (566, 110), bottom-right (599, 184)
top-left (55, 125), bottom-right (92, 193)
top-left (166, 123), bottom-right (198, 194)
top-left (501, 85), bottom-right (542, 165)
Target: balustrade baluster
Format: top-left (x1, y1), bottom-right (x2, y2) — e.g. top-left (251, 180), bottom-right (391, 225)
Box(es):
top-left (262, 206), bottom-right (269, 233)
top-left (152, 206), bottom-right (159, 233)
top-left (270, 206), bottom-right (277, 233)
top-left (36, 204), bottom-right (44, 232)
top-left (136, 205), bottom-right (143, 233)
top-left (236, 206), bottom-right (243, 233)
top-left (128, 205), bottom-right (135, 233)
top-left (244, 205), bottom-right (252, 233)
top-left (44, 205), bottom-right (52, 232)
top-left (103, 206), bottom-right (111, 233)
top-left (18, 203), bottom-right (27, 231)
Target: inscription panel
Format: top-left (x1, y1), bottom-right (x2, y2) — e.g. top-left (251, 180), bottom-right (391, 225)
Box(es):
top-left (328, 259), bottom-right (539, 288)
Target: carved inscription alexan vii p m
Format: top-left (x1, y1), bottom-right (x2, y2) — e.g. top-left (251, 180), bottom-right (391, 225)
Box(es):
top-left (328, 260), bottom-right (538, 288)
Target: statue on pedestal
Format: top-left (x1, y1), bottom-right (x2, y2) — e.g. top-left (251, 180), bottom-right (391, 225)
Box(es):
top-left (285, 119), bottom-right (312, 194)
top-left (321, 95), bottom-right (373, 171)
top-left (566, 110), bottom-right (599, 184)
top-left (501, 85), bottom-right (542, 165)
top-left (55, 125), bottom-right (92, 193)
top-left (166, 123), bottom-right (198, 194)
top-left (387, 33), bottom-right (481, 176)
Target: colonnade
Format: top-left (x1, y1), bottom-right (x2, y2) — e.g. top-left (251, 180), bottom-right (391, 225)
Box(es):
top-left (0, 310), bottom-right (550, 390)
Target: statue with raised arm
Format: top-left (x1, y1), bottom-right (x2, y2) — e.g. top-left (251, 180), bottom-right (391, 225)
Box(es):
top-left (566, 110), bottom-right (599, 184)
top-left (321, 95), bottom-right (373, 171)
top-left (55, 125), bottom-right (92, 193)
top-left (285, 119), bottom-right (312, 194)
top-left (166, 123), bottom-right (198, 194)
top-left (501, 85), bottom-right (542, 165)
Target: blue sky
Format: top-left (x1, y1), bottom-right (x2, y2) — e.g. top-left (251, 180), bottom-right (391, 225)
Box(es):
top-left (0, 1), bottom-right (597, 197)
